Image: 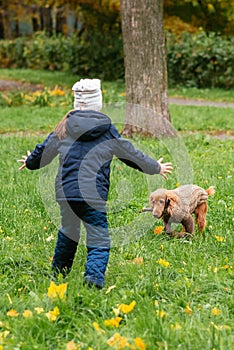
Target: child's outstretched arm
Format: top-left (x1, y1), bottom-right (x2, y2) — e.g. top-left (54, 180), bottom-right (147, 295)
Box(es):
top-left (110, 126), bottom-right (173, 179)
top-left (17, 150), bottom-right (31, 170)
top-left (157, 157), bottom-right (173, 180)
top-left (17, 133), bottom-right (59, 171)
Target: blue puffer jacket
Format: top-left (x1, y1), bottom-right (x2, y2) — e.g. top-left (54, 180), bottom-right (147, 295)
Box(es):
top-left (26, 110), bottom-right (161, 205)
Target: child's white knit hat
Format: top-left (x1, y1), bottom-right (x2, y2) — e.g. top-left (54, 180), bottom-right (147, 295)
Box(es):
top-left (72, 79), bottom-right (102, 111)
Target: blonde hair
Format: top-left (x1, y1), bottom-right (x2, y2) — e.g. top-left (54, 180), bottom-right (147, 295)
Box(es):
top-left (54, 110), bottom-right (74, 140)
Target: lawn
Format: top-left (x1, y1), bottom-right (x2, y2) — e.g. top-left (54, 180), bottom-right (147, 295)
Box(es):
top-left (0, 70), bottom-right (233, 350)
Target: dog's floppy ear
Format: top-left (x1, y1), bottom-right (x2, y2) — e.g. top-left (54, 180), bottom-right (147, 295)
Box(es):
top-left (165, 191), bottom-right (179, 215)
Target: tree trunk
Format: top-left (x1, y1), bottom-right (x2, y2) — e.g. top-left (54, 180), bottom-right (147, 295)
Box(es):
top-left (120, 0), bottom-right (173, 138)
top-left (40, 6), bottom-right (53, 35)
top-left (0, 11), bottom-right (4, 38)
top-left (1, 3), bottom-right (12, 39)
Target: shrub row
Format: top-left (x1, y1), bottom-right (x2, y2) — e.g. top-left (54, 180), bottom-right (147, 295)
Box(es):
top-left (0, 31), bottom-right (233, 88)
top-left (167, 31), bottom-right (234, 88)
top-left (0, 32), bottom-right (124, 81)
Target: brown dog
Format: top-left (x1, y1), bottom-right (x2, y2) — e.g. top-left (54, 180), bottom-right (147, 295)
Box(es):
top-left (142, 185), bottom-right (215, 237)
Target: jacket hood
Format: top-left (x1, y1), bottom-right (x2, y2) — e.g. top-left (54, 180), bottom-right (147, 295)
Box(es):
top-left (66, 110), bottom-right (111, 141)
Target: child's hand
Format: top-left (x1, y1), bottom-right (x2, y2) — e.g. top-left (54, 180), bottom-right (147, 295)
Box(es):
top-left (17, 150), bottom-right (31, 170)
top-left (157, 157), bottom-right (173, 179)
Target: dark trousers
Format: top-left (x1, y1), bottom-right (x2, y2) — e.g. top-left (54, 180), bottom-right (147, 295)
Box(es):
top-left (52, 201), bottom-right (110, 288)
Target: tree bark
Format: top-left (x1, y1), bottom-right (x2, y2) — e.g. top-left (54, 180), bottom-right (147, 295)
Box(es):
top-left (40, 6), bottom-right (53, 35)
top-left (120, 0), bottom-right (173, 138)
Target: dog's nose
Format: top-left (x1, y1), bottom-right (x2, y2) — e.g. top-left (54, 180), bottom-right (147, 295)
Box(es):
top-left (153, 212), bottom-right (160, 218)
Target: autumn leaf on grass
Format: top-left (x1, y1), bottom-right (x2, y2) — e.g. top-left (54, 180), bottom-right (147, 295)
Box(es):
top-left (134, 337), bottom-right (146, 350)
top-left (49, 86), bottom-right (65, 96)
top-left (184, 305), bottom-right (192, 315)
top-left (66, 340), bottom-right (79, 350)
top-left (47, 281), bottom-right (68, 300)
top-left (0, 330), bottom-right (10, 341)
top-left (215, 235), bottom-right (226, 242)
top-left (93, 322), bottom-right (106, 335)
top-left (156, 310), bottom-right (167, 318)
top-left (23, 310), bottom-right (33, 318)
top-left (105, 285), bottom-right (116, 294)
top-left (154, 226), bottom-right (163, 235)
top-left (118, 300), bottom-right (136, 314)
top-left (45, 306), bottom-right (60, 322)
top-left (107, 333), bottom-right (129, 349)
top-left (128, 257), bottom-right (144, 265)
top-left (212, 307), bottom-right (221, 316)
top-left (211, 322), bottom-right (231, 331)
top-left (104, 317), bottom-right (122, 328)
top-left (170, 323), bottom-right (182, 330)
top-left (6, 309), bottom-right (19, 317)
top-left (34, 307), bottom-right (44, 314)
top-left (157, 258), bottom-right (170, 268)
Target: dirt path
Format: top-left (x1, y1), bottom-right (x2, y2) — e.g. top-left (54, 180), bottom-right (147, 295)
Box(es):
top-left (0, 79), bottom-right (44, 92)
top-left (169, 97), bottom-right (234, 109)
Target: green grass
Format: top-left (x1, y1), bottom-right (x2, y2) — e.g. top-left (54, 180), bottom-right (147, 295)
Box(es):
top-left (0, 70), bottom-right (233, 349)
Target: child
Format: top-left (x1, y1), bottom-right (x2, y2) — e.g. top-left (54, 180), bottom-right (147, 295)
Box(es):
top-left (18, 79), bottom-right (173, 289)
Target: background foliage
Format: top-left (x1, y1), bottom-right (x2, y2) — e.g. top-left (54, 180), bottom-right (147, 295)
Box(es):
top-left (0, 30), bottom-right (233, 88)
top-left (0, 1), bottom-right (234, 87)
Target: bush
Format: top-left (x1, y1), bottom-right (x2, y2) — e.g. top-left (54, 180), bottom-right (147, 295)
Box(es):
top-left (0, 30), bottom-right (233, 88)
top-left (167, 30), bottom-right (234, 88)
top-left (0, 32), bottom-right (124, 81)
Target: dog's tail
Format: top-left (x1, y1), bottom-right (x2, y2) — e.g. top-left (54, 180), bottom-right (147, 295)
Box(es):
top-left (206, 186), bottom-right (215, 196)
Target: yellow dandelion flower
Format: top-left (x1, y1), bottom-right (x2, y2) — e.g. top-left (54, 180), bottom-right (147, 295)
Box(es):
top-left (154, 226), bottom-right (163, 235)
top-left (118, 300), bottom-right (136, 314)
top-left (34, 307), bottom-right (44, 314)
top-left (154, 300), bottom-right (159, 308)
top-left (107, 333), bottom-right (129, 349)
top-left (23, 310), bottom-right (33, 318)
top-left (6, 309), bottom-right (19, 317)
top-left (156, 310), bottom-right (167, 318)
top-left (134, 337), bottom-right (146, 350)
top-left (93, 322), bottom-right (106, 334)
top-left (184, 305), bottom-right (192, 315)
top-left (120, 92), bottom-right (126, 97)
top-left (215, 235), bottom-right (226, 242)
top-left (157, 258), bottom-right (170, 267)
top-left (45, 306), bottom-right (60, 322)
top-left (47, 281), bottom-right (68, 299)
top-left (104, 317), bottom-right (122, 328)
top-left (212, 307), bottom-right (221, 316)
